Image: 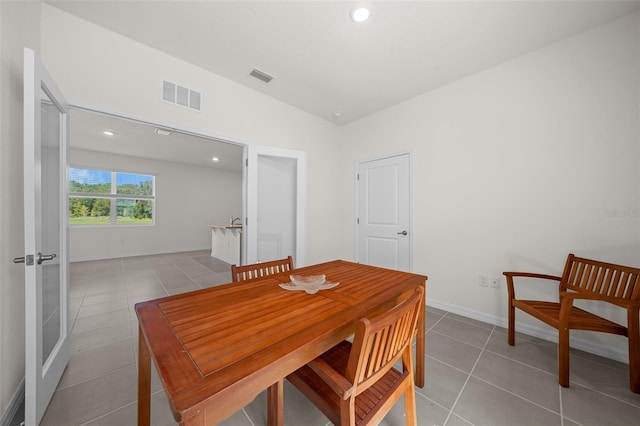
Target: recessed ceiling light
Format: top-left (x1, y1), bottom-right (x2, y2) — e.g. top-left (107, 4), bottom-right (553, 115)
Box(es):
top-left (212, 157), bottom-right (220, 162)
top-left (155, 128), bottom-right (172, 136)
top-left (350, 7), bottom-right (370, 23)
top-left (102, 130), bottom-right (115, 136)
top-left (333, 110), bottom-right (343, 119)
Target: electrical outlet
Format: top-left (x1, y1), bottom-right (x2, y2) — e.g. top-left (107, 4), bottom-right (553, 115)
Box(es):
top-left (490, 276), bottom-right (500, 288)
top-left (479, 275), bottom-right (489, 287)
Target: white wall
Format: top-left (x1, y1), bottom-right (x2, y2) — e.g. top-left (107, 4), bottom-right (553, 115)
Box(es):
top-left (69, 149), bottom-right (242, 261)
top-left (0, 1), bottom-right (40, 421)
top-left (340, 12), bottom-right (640, 362)
top-left (40, 3), bottom-right (342, 266)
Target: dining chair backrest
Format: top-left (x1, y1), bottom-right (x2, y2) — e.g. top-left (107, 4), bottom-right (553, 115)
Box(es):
top-left (287, 285), bottom-right (424, 425)
top-left (231, 256), bottom-right (294, 282)
top-left (348, 286), bottom-right (423, 396)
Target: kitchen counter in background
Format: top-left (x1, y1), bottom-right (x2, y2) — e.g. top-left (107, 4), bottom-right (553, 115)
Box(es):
top-left (209, 225), bottom-right (242, 265)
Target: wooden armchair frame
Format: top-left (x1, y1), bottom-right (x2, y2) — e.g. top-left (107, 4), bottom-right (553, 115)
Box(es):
top-left (231, 256), bottom-right (294, 282)
top-left (287, 286), bottom-right (424, 425)
top-left (504, 253), bottom-right (640, 392)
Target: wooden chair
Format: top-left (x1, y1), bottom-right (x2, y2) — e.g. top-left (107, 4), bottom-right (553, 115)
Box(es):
top-left (504, 253), bottom-right (640, 393)
top-left (230, 256), bottom-right (294, 282)
top-left (287, 286), bottom-right (424, 425)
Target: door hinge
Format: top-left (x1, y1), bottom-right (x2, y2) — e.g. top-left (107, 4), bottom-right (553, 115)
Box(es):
top-left (356, 174), bottom-right (359, 180)
top-left (356, 218), bottom-right (360, 224)
top-left (246, 159), bottom-right (249, 167)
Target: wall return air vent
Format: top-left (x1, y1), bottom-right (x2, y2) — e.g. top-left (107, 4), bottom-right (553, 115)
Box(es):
top-left (162, 80), bottom-right (202, 111)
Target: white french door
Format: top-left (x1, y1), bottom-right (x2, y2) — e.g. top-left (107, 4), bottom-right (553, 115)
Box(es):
top-left (21, 48), bottom-right (70, 425)
top-left (244, 145), bottom-right (307, 267)
top-left (356, 153), bottom-right (411, 271)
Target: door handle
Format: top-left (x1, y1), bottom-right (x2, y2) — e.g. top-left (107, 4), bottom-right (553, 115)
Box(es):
top-left (13, 254), bottom-right (34, 265)
top-left (37, 252), bottom-right (57, 265)
top-left (397, 230), bottom-right (408, 236)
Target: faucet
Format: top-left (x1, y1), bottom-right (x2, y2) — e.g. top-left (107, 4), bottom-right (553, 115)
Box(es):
top-left (230, 216), bottom-right (242, 226)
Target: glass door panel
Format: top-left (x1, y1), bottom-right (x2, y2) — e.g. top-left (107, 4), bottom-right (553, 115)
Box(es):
top-left (40, 93), bottom-right (62, 366)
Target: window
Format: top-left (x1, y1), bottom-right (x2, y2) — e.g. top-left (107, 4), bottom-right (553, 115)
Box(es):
top-left (69, 168), bottom-right (155, 226)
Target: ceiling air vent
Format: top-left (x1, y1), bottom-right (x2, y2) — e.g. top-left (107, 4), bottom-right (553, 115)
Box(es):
top-left (162, 80), bottom-right (202, 111)
top-left (249, 68), bottom-right (273, 84)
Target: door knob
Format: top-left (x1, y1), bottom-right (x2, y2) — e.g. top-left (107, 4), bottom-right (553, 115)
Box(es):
top-left (397, 230), bottom-right (408, 236)
top-left (37, 252), bottom-right (57, 265)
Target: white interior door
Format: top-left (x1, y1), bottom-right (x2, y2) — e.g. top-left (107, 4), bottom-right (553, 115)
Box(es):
top-left (244, 145), bottom-right (307, 266)
top-left (21, 48), bottom-right (70, 425)
top-left (356, 153), bottom-right (411, 271)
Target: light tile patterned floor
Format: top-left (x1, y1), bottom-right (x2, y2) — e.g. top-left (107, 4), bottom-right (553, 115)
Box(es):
top-left (21, 251), bottom-right (640, 425)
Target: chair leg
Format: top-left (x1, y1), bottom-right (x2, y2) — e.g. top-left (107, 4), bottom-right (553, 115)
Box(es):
top-left (558, 327), bottom-right (570, 387)
top-left (403, 347), bottom-right (417, 426)
top-left (340, 399), bottom-right (355, 426)
top-left (628, 308), bottom-right (639, 393)
top-left (404, 382), bottom-right (417, 426)
top-left (508, 301), bottom-right (515, 346)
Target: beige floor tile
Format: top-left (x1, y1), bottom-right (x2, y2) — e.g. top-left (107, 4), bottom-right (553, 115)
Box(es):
top-left (71, 322), bottom-right (132, 354)
top-left (127, 291), bottom-right (169, 308)
top-left (125, 281), bottom-right (166, 297)
top-left (69, 286), bottom-right (86, 300)
top-left (473, 350), bottom-right (560, 411)
top-left (166, 283), bottom-right (202, 295)
top-left (485, 327), bottom-right (558, 374)
top-left (159, 276), bottom-right (200, 289)
top-left (72, 308), bottom-right (130, 335)
top-left (452, 376), bottom-right (561, 425)
top-left (82, 391), bottom-right (176, 426)
top-left (58, 339), bottom-right (135, 389)
top-left (195, 273), bottom-right (232, 287)
top-left (418, 356), bottom-right (468, 410)
top-left (40, 365), bottom-right (138, 426)
top-left (81, 289), bottom-right (127, 306)
top-left (425, 331), bottom-right (482, 373)
top-left (430, 316), bottom-right (493, 348)
top-left (82, 279), bottom-right (126, 294)
top-left (243, 383), bottom-right (331, 426)
top-left (382, 392), bottom-right (450, 426)
top-left (425, 309), bottom-right (445, 330)
top-left (562, 384), bottom-right (640, 426)
top-left (444, 312), bottom-right (496, 330)
top-left (568, 350), bottom-right (640, 407)
top-left (444, 413), bottom-right (475, 425)
top-left (76, 299), bottom-right (130, 318)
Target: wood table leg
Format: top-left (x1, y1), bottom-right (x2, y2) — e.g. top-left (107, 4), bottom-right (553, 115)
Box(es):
top-left (415, 286), bottom-right (426, 388)
top-left (267, 379), bottom-right (284, 426)
top-left (138, 325), bottom-right (151, 426)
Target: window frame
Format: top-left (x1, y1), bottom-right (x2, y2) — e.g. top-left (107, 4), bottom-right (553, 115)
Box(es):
top-left (68, 167), bottom-right (156, 227)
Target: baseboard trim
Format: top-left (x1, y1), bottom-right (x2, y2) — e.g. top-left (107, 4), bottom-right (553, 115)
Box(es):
top-left (69, 246), bottom-right (210, 263)
top-left (0, 378), bottom-right (24, 426)
top-left (427, 298), bottom-right (629, 364)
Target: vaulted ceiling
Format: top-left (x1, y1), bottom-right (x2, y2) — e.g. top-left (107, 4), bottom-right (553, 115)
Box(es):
top-left (47, 1), bottom-right (640, 125)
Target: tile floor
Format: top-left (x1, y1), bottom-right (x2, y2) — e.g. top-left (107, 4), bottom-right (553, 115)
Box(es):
top-left (17, 250), bottom-right (640, 425)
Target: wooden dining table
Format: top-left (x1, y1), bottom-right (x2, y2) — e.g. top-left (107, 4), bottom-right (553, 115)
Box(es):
top-left (135, 260), bottom-right (427, 425)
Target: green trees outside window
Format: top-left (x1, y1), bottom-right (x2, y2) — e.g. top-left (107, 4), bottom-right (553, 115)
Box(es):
top-left (69, 168), bottom-right (155, 225)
